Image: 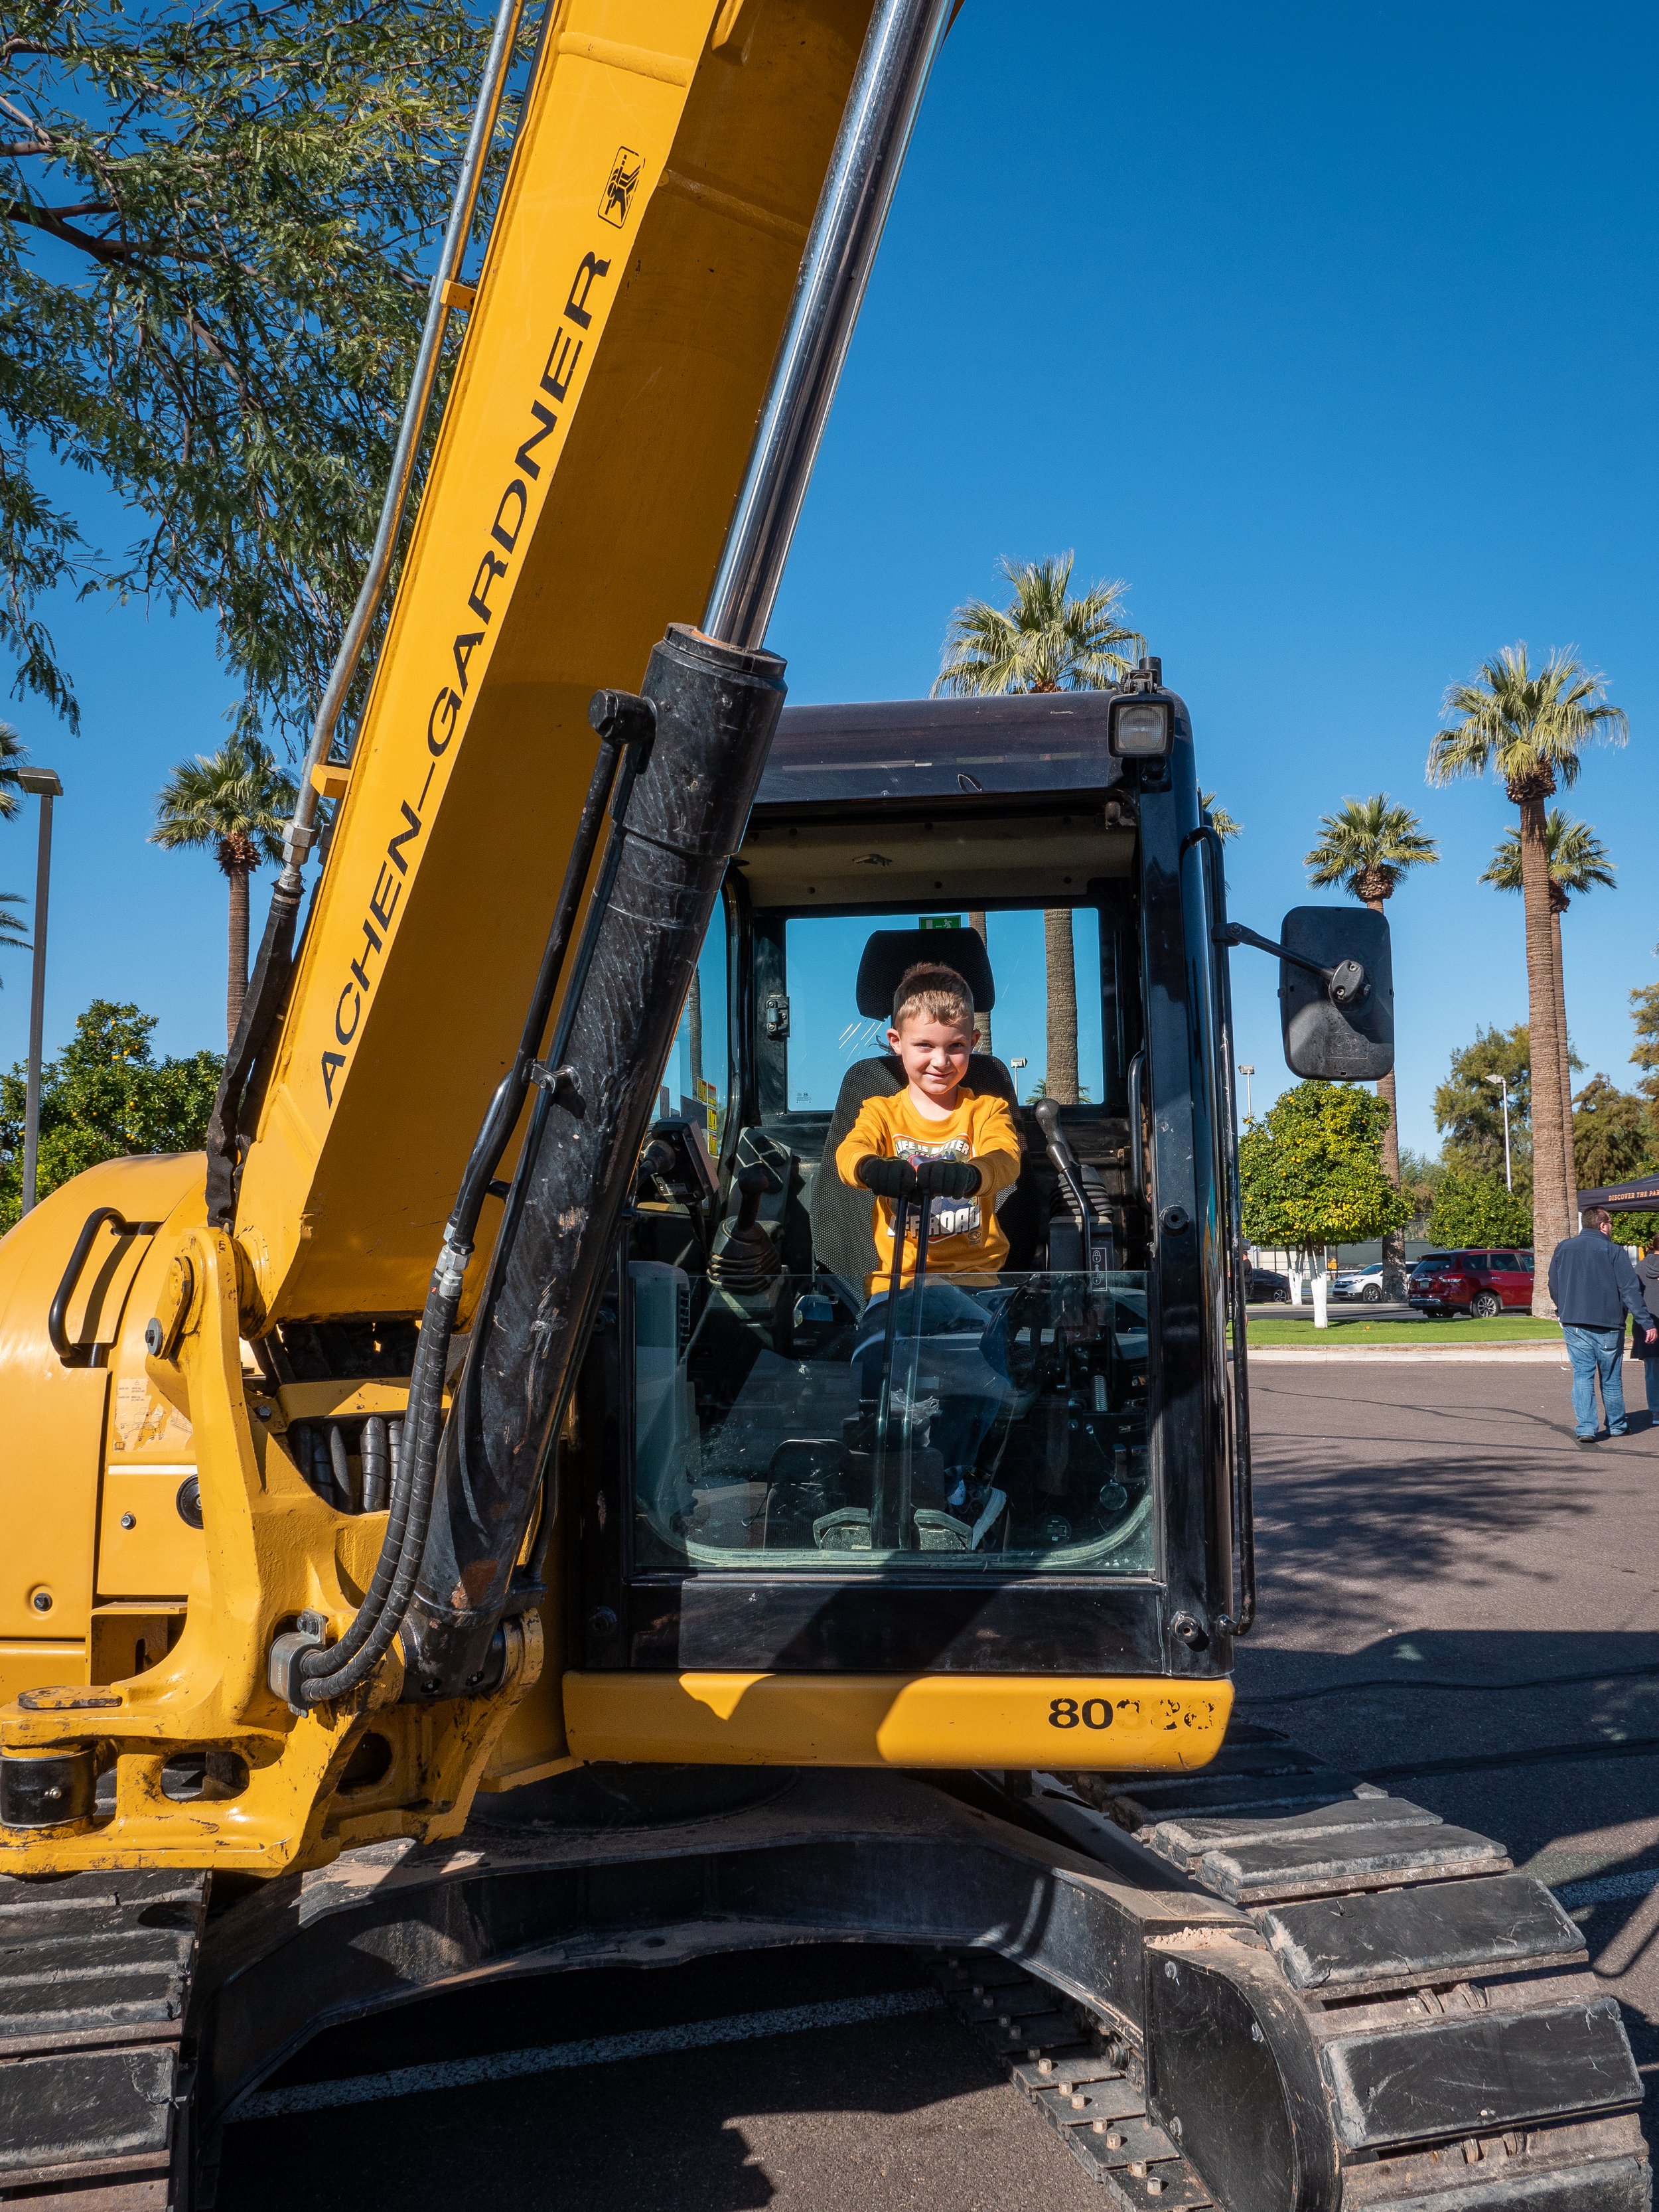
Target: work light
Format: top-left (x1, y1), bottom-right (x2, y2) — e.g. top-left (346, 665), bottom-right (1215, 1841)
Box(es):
top-left (1108, 695), bottom-right (1172, 759)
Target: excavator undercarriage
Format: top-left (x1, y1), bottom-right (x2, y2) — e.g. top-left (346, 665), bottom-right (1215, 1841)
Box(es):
top-left (0, 1741), bottom-right (1643, 2210)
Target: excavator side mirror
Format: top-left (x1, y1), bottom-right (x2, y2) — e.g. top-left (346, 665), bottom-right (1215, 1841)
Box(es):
top-left (1278, 905), bottom-right (1395, 1080)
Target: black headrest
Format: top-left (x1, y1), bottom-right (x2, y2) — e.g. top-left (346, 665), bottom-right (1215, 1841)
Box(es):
top-left (855, 927), bottom-right (995, 1018)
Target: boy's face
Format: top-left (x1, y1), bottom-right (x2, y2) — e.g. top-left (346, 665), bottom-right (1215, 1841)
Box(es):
top-left (888, 1011), bottom-right (977, 1104)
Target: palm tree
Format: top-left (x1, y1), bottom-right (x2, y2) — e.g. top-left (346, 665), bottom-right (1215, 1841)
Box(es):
top-left (0, 723), bottom-right (27, 820)
top-left (1428, 645), bottom-right (1627, 1311)
top-left (935, 555), bottom-right (1143, 1103)
top-left (968, 911), bottom-right (993, 1060)
top-left (1481, 810), bottom-right (1615, 1222)
top-left (152, 739), bottom-right (297, 1043)
top-left (1305, 794), bottom-right (1439, 1295)
top-left (1200, 792), bottom-right (1240, 842)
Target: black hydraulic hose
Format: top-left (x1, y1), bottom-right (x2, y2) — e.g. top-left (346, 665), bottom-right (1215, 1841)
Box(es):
top-left (448, 723), bottom-right (628, 1237)
top-left (362, 1416), bottom-right (390, 1513)
top-left (292, 708), bottom-right (645, 1706)
top-left (294, 1268), bottom-right (455, 1702)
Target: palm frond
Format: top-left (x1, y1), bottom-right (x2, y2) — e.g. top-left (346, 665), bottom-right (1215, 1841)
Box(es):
top-left (1200, 790), bottom-right (1241, 841)
top-left (933, 553), bottom-right (1145, 697)
top-left (1305, 794), bottom-right (1439, 899)
top-left (1427, 643), bottom-right (1627, 792)
top-left (0, 724), bottom-right (28, 824)
top-left (151, 738), bottom-right (299, 868)
top-left (1480, 808), bottom-right (1617, 895)
top-left (0, 891), bottom-right (31, 975)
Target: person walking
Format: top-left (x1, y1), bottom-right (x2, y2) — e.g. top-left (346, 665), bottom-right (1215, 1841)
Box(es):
top-left (1548, 1207), bottom-right (1658, 1445)
top-left (1634, 1235), bottom-right (1659, 1427)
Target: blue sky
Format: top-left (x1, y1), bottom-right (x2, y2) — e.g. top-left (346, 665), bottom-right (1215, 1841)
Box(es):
top-left (3, 0), bottom-right (1656, 1156)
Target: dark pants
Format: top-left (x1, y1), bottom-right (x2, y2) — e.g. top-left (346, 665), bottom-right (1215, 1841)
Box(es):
top-left (853, 1280), bottom-right (1007, 1491)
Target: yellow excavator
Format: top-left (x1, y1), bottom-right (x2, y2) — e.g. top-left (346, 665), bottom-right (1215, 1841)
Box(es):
top-left (0, 4), bottom-right (1645, 2207)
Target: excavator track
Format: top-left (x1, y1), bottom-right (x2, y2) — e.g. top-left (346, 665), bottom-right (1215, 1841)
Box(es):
top-left (940, 1726), bottom-right (1648, 2211)
top-left (0, 1866), bottom-right (207, 2209)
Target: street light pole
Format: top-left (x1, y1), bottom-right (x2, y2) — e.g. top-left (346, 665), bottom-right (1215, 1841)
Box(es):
top-left (1484, 1072), bottom-right (1512, 1193)
top-left (1239, 1064), bottom-right (1256, 1120)
top-left (17, 766), bottom-right (63, 1216)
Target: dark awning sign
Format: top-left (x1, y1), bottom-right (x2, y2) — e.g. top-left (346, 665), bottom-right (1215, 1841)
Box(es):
top-left (1577, 1176), bottom-right (1659, 1213)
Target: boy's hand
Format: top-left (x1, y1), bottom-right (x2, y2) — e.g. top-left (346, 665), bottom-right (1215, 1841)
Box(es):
top-left (914, 1159), bottom-right (981, 1199)
top-left (857, 1156), bottom-right (918, 1200)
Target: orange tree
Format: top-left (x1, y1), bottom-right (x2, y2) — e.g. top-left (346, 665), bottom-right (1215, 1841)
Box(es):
top-left (1240, 1080), bottom-right (1411, 1278)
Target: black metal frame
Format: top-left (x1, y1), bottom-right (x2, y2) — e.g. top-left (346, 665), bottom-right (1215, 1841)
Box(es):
top-left (576, 694), bottom-right (1237, 1681)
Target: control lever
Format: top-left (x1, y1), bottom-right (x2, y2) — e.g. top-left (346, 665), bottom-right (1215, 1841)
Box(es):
top-left (1034, 1098), bottom-right (1114, 1272)
top-left (707, 1163), bottom-right (782, 1293)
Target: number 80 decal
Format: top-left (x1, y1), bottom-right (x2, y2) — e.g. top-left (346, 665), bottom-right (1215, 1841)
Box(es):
top-left (1048, 1697), bottom-right (1114, 1730)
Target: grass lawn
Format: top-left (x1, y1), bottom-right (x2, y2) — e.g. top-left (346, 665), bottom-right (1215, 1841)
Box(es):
top-left (1240, 1313), bottom-right (1563, 1347)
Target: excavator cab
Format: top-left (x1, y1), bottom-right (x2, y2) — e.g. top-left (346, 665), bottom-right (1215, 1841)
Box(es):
top-left (569, 678), bottom-right (1239, 1753)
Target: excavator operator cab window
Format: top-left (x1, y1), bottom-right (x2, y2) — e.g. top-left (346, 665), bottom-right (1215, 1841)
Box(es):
top-left (625, 894), bottom-right (1152, 1578)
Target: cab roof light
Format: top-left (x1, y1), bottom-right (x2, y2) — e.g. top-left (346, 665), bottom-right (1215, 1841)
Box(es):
top-left (1107, 658), bottom-right (1173, 760)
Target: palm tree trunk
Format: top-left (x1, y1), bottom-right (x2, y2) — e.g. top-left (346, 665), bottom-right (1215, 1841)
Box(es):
top-left (1044, 908), bottom-right (1079, 1104)
top-left (1520, 796), bottom-right (1568, 1311)
top-left (1552, 905), bottom-right (1578, 1221)
top-left (1366, 893), bottom-right (1406, 1297)
top-left (969, 911), bottom-right (993, 1061)
top-left (687, 967), bottom-right (703, 1101)
top-left (226, 863), bottom-right (251, 1046)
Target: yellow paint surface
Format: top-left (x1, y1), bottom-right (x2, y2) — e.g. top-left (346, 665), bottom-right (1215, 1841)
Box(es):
top-left (564, 1672), bottom-right (1234, 1769)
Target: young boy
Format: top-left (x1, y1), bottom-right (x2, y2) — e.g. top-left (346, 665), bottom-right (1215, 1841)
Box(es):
top-left (835, 964), bottom-right (1021, 1534)
top-left (835, 961), bottom-right (1021, 1289)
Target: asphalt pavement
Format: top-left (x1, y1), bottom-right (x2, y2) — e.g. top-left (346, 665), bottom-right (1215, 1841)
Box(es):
top-left (214, 1361), bottom-right (1659, 2209)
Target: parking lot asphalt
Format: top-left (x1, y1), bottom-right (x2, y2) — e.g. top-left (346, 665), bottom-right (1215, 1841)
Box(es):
top-left (215, 1360), bottom-right (1659, 2207)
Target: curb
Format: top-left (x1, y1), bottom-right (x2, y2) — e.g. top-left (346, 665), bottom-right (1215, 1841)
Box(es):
top-left (1243, 1345), bottom-right (1571, 1364)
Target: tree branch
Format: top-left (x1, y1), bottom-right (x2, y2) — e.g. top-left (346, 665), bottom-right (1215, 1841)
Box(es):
top-left (2, 197), bottom-right (153, 266)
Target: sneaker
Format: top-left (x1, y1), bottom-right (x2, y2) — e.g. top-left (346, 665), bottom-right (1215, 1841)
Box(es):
top-left (1576, 1434), bottom-right (1600, 1448)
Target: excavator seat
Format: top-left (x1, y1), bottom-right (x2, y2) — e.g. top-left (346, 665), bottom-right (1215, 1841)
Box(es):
top-left (807, 925), bottom-right (1033, 1291)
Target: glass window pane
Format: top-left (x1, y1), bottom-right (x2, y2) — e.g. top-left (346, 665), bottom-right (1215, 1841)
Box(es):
top-left (783, 907), bottom-right (1104, 1112)
top-left (658, 894), bottom-right (729, 1152)
top-left (632, 1268), bottom-right (1153, 1576)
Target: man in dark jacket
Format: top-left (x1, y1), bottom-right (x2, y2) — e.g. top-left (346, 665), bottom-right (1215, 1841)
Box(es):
top-left (1549, 1207), bottom-right (1657, 1443)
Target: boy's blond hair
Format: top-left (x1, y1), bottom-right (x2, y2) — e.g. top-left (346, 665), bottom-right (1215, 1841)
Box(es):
top-left (891, 962), bottom-right (974, 1032)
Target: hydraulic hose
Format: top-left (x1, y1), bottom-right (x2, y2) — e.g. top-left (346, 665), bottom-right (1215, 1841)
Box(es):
top-left (290, 709), bottom-right (640, 1706)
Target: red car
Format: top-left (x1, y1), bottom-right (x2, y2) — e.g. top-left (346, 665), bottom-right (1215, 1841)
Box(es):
top-left (1407, 1248), bottom-right (1536, 1317)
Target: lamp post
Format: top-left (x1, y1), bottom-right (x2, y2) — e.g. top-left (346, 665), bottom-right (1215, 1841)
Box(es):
top-left (1484, 1072), bottom-right (1513, 1193)
top-left (1239, 1063), bottom-right (1256, 1120)
top-left (17, 766), bottom-right (62, 1217)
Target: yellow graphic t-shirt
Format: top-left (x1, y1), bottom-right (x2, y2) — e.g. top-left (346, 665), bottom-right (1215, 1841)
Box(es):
top-left (835, 1087), bottom-right (1022, 1292)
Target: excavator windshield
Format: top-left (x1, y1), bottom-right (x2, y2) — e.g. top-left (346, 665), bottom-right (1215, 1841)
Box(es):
top-left (631, 894), bottom-right (1153, 1575)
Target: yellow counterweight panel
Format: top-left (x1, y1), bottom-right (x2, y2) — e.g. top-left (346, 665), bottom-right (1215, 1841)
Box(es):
top-left (563, 1672), bottom-right (1235, 1769)
top-left (0, 1155), bottom-right (203, 1659)
top-left (236, 0), bottom-right (878, 1323)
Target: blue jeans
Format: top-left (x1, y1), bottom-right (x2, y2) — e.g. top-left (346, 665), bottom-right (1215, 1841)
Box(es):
top-left (1563, 1324), bottom-right (1627, 1438)
top-left (853, 1281), bottom-right (1007, 1489)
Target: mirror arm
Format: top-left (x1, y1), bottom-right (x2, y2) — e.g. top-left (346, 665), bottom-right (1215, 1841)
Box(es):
top-left (1212, 920), bottom-right (1329, 982)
